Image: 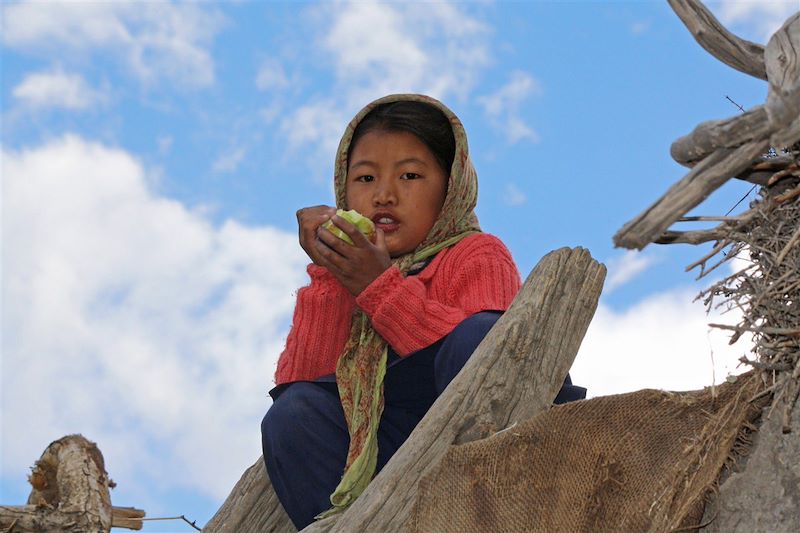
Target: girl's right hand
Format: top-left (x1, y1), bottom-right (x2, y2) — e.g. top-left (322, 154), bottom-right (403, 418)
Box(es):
top-left (296, 205), bottom-right (337, 265)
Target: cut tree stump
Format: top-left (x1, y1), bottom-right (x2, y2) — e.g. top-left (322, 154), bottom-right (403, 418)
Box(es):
top-left (204, 246), bottom-right (605, 533)
top-left (0, 434), bottom-right (145, 533)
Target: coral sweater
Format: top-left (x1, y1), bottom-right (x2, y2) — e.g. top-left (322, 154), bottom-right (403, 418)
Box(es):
top-left (274, 233), bottom-right (522, 385)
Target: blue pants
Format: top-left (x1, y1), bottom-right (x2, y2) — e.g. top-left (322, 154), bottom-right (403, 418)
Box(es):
top-left (261, 312), bottom-right (585, 529)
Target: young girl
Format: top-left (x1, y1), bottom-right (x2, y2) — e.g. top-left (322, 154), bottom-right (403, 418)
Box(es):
top-left (261, 94), bottom-right (585, 529)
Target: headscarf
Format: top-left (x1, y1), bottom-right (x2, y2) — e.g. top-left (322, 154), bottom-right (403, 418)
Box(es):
top-left (318, 94), bottom-right (481, 518)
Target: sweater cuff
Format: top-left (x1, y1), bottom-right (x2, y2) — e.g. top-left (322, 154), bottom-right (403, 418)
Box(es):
top-left (307, 263), bottom-right (336, 281)
top-left (356, 266), bottom-right (404, 316)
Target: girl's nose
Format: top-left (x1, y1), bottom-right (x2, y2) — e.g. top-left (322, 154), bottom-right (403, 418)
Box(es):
top-left (373, 180), bottom-right (397, 206)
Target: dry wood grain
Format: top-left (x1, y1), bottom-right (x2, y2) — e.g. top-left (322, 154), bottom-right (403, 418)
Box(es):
top-left (667, 0), bottom-right (767, 80)
top-left (0, 435), bottom-right (141, 533)
top-left (765, 12), bottom-right (800, 148)
top-left (302, 247), bottom-right (605, 532)
top-left (202, 458), bottom-right (294, 533)
top-left (670, 107), bottom-right (770, 167)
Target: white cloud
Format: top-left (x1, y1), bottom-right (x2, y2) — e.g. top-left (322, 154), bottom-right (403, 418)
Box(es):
top-left (212, 146), bottom-right (247, 174)
top-left (157, 135), bottom-right (173, 155)
top-left (1, 136), bottom-right (308, 504)
top-left (710, 0), bottom-right (798, 42)
top-left (280, 102), bottom-right (349, 171)
top-left (571, 287), bottom-right (751, 398)
top-left (1, 0), bottom-right (225, 88)
top-left (604, 250), bottom-right (658, 294)
top-left (12, 67), bottom-right (108, 111)
top-left (281, 0), bottom-right (492, 166)
top-left (631, 20), bottom-right (651, 35)
top-left (478, 71), bottom-right (541, 144)
top-left (503, 183), bottom-right (528, 206)
top-left (256, 58), bottom-right (291, 91)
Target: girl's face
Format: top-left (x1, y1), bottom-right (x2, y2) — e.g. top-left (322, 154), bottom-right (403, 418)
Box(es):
top-left (346, 129), bottom-right (448, 258)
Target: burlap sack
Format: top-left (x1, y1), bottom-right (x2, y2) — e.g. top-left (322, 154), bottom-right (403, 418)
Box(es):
top-left (409, 373), bottom-right (764, 532)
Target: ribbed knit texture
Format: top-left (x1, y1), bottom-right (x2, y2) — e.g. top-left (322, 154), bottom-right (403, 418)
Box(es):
top-left (274, 233), bottom-right (520, 384)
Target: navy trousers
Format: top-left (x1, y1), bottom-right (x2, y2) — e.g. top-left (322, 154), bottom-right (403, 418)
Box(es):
top-left (261, 311), bottom-right (586, 529)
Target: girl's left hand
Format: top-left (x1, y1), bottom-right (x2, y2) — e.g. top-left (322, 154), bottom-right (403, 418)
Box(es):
top-left (315, 214), bottom-right (391, 296)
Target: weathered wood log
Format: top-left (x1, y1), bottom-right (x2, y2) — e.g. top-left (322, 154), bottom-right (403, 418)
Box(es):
top-left (670, 107), bottom-right (770, 167)
top-left (202, 458), bottom-right (294, 532)
top-left (700, 400), bottom-right (800, 531)
top-left (765, 12), bottom-right (800, 149)
top-left (614, 139), bottom-right (770, 250)
top-left (302, 247), bottom-right (605, 532)
top-left (0, 434), bottom-right (143, 532)
top-left (204, 247), bottom-right (605, 533)
top-left (667, 0), bottom-right (766, 80)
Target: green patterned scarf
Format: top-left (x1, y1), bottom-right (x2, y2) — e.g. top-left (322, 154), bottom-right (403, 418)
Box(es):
top-left (317, 94), bottom-right (481, 518)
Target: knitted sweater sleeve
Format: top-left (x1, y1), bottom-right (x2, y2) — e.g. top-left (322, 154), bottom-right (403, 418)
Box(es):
top-left (356, 234), bottom-right (521, 356)
top-left (274, 264), bottom-right (354, 383)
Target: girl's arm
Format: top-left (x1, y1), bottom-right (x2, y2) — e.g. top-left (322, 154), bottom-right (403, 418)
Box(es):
top-left (274, 264), bottom-right (355, 383)
top-left (356, 234), bottom-right (521, 356)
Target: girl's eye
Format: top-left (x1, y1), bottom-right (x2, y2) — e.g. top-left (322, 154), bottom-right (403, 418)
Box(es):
top-left (356, 175), bottom-right (374, 183)
top-left (401, 172), bottom-right (420, 180)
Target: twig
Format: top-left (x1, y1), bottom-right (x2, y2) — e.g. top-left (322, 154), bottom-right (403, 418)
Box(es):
top-left (677, 215), bottom-right (746, 222)
top-left (776, 184), bottom-right (800, 204)
top-left (657, 228), bottom-right (727, 245)
top-left (708, 324), bottom-right (800, 336)
top-left (738, 356), bottom-right (792, 372)
top-left (775, 224), bottom-right (800, 265)
top-left (686, 239), bottom-right (730, 273)
top-left (767, 163), bottom-right (799, 185)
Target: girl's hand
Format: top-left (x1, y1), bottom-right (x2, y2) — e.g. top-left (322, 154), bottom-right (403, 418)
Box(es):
top-left (297, 205), bottom-right (337, 265)
top-left (315, 214), bottom-right (391, 296)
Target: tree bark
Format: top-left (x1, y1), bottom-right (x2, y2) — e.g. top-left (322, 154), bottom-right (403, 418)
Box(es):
top-left (204, 247), bottom-right (605, 533)
top-left (0, 435), bottom-right (144, 533)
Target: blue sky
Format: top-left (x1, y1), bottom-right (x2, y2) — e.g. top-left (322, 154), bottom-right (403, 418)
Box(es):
top-left (2, 1), bottom-right (797, 530)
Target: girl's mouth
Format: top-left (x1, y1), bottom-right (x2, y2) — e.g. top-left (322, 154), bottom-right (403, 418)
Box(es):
top-left (373, 215), bottom-right (400, 233)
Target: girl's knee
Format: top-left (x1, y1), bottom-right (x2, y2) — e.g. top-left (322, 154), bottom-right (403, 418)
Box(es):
top-left (261, 382), bottom-right (339, 447)
top-left (444, 311), bottom-right (502, 355)
top-left (434, 311), bottom-right (502, 393)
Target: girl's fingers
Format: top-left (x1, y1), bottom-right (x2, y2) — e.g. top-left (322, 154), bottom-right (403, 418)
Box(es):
top-left (316, 225), bottom-right (351, 258)
top-left (314, 236), bottom-right (347, 273)
top-left (329, 214), bottom-right (377, 249)
top-left (374, 228), bottom-right (388, 253)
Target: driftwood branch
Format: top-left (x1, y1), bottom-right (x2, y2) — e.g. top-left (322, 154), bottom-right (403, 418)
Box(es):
top-left (615, 4), bottom-right (799, 250)
top-left (670, 107), bottom-right (770, 167)
top-left (0, 435), bottom-right (144, 533)
top-left (667, 0), bottom-right (766, 80)
top-left (204, 247), bottom-right (605, 533)
top-left (303, 247), bottom-right (605, 532)
top-left (614, 139), bottom-right (770, 250)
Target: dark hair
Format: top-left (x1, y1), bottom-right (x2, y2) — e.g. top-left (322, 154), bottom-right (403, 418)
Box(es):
top-left (348, 101), bottom-right (456, 175)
